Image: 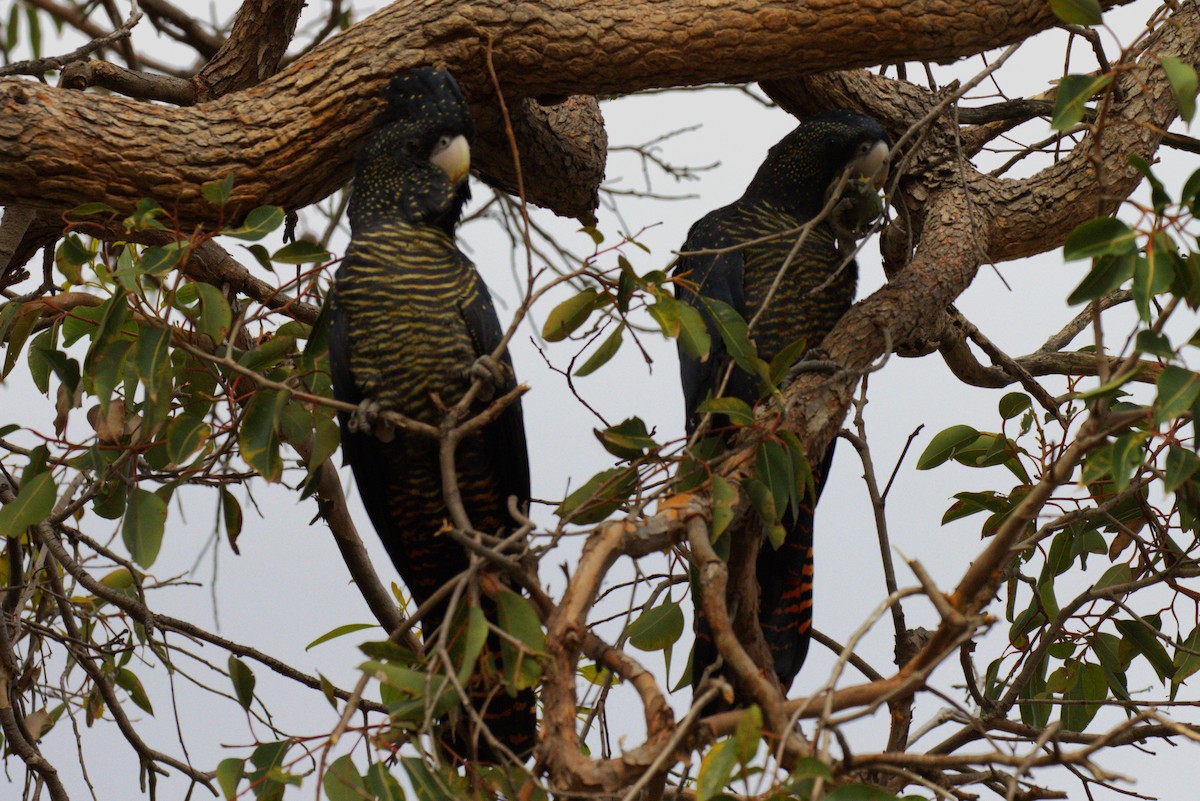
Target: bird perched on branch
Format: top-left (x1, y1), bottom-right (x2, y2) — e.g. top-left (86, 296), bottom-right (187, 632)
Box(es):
top-left (674, 110), bottom-right (889, 700)
top-left (328, 67), bottom-right (535, 761)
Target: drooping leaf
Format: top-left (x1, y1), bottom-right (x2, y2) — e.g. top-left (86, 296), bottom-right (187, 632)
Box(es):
top-left (222, 206), bottom-right (285, 241)
top-left (628, 600), bottom-right (684, 652)
top-left (201, 175), bottom-right (235, 208)
top-left (305, 623), bottom-right (376, 652)
top-left (121, 489), bottom-right (167, 568)
top-left (228, 656), bottom-right (256, 710)
top-left (1061, 662), bottom-right (1107, 732)
top-left (698, 296), bottom-right (769, 384)
top-left (239, 389), bottom-right (287, 482)
top-left (595, 416), bottom-right (658, 460)
top-left (1162, 56), bottom-right (1198, 124)
top-left (543, 288), bottom-right (600, 342)
top-left (1115, 617), bottom-right (1174, 683)
top-left (1154, 366), bottom-right (1200, 425)
top-left (696, 396), bottom-right (756, 427)
top-left (1049, 0), bottom-right (1102, 24)
top-left (1052, 73), bottom-right (1112, 131)
top-left (1063, 217), bottom-right (1137, 262)
top-left (272, 241), bottom-right (332, 264)
top-left (215, 758), bottom-right (245, 800)
top-left (575, 323), bottom-right (625, 376)
top-left (916, 424), bottom-right (979, 470)
top-left (710, 475), bottom-right (736, 541)
top-left (677, 302), bottom-right (712, 360)
top-left (323, 755), bottom-right (367, 801)
top-left (556, 466), bottom-right (637, 524)
top-left (696, 739), bottom-right (738, 801)
top-left (0, 470), bottom-right (55, 535)
top-left (115, 668), bottom-right (153, 715)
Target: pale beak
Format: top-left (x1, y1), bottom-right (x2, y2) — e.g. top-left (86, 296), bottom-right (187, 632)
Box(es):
top-left (430, 134), bottom-right (471, 185)
top-left (856, 140), bottom-right (891, 189)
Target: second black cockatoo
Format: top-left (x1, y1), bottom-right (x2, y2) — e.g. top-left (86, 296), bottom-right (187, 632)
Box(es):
top-left (328, 67), bottom-right (535, 761)
top-left (675, 110), bottom-right (889, 699)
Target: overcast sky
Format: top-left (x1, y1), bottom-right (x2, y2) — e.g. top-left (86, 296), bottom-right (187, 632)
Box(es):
top-left (1, 0), bottom-right (1196, 798)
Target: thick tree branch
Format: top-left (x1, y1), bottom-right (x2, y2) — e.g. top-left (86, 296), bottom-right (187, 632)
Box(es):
top-left (0, 0), bottom-right (1134, 224)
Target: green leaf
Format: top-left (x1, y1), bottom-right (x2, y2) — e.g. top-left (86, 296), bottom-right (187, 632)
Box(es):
top-left (451, 606), bottom-right (489, 686)
top-left (166, 414), bottom-right (209, 465)
top-left (1067, 252), bottom-right (1136, 306)
top-left (733, 704), bottom-right (762, 765)
top-left (67, 202), bottom-right (117, 218)
top-left (0, 471), bottom-right (55, 535)
top-left (1063, 218), bottom-right (1137, 262)
top-left (1155, 366), bottom-right (1200, 426)
top-left (1052, 73), bottom-right (1112, 131)
top-left (122, 489), bottom-right (167, 568)
top-left (1018, 653), bottom-right (1050, 727)
top-left (136, 324), bottom-right (172, 404)
top-left (403, 757), bottom-right (462, 801)
top-left (916, 424), bottom-right (979, 470)
top-left (1049, 0), bottom-right (1103, 25)
top-left (1129, 155), bottom-right (1172, 212)
top-left (743, 477), bottom-right (786, 548)
top-left (1162, 56), bottom-right (1198, 124)
top-left (202, 176), bottom-right (235, 208)
top-left (697, 739), bottom-right (738, 801)
top-left (595, 416), bottom-right (657, 460)
top-left (1115, 617), bottom-right (1174, 682)
top-left (580, 226), bottom-right (604, 245)
top-left (194, 283), bottom-right (232, 345)
top-left (1093, 563), bottom-right (1132, 594)
top-left (756, 439), bottom-right (794, 521)
top-left (1165, 445), bottom-right (1200, 494)
top-left (699, 297), bottom-right (768, 384)
top-left (768, 335), bottom-right (809, 386)
top-left (228, 656), bottom-right (256, 710)
top-left (1091, 632), bottom-right (1130, 700)
top-left (711, 475), bottom-right (736, 541)
top-left (222, 206), bottom-right (285, 241)
top-left (1108, 432), bottom-right (1145, 493)
top-left (677, 302), bottom-right (712, 360)
top-left (139, 243), bottom-right (185, 276)
top-left (124, 198), bottom-right (166, 231)
top-left (575, 323), bottom-right (624, 377)
top-left (220, 488), bottom-right (243, 552)
top-left (363, 763), bottom-right (405, 801)
top-left (543, 288), bottom-right (600, 342)
top-left (215, 758), bottom-right (245, 800)
top-left (239, 390), bottom-right (287, 482)
top-left (556, 466), bottom-right (637, 524)
top-left (997, 392), bottom-right (1031, 420)
top-left (1136, 330), bottom-right (1174, 358)
top-left (115, 668), bottom-right (153, 715)
top-left (648, 294), bottom-right (681, 338)
top-left (1172, 626), bottom-right (1200, 698)
top-left (495, 591), bottom-right (545, 690)
top-left (1134, 248), bottom-right (1175, 322)
top-left (55, 234), bottom-right (90, 283)
top-left (696, 396), bottom-right (756, 426)
top-left (1061, 662), bottom-right (1107, 732)
top-left (628, 600), bottom-right (684, 652)
top-left (324, 754), bottom-right (367, 801)
top-left (272, 241), bottom-right (331, 264)
top-left (306, 623), bottom-right (375, 651)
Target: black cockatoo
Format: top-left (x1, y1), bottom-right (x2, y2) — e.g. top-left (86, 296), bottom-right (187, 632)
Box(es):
top-left (328, 67), bottom-right (535, 761)
top-left (675, 110), bottom-right (889, 698)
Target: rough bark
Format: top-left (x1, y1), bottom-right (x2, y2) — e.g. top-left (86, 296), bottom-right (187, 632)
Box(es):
top-left (0, 0), bottom-right (1134, 225)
